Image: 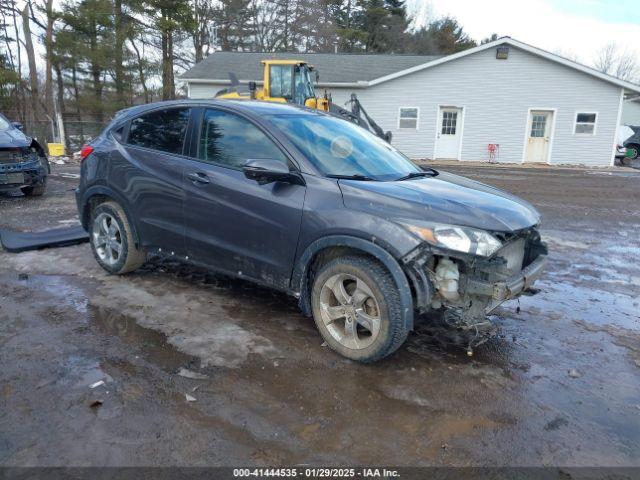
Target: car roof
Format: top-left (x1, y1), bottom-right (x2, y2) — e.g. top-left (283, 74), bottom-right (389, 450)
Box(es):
top-left (116, 99), bottom-right (321, 120)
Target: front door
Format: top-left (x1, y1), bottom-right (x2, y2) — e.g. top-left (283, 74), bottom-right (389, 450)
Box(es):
top-left (435, 107), bottom-right (463, 159)
top-left (182, 108), bottom-right (305, 288)
top-left (525, 110), bottom-right (554, 163)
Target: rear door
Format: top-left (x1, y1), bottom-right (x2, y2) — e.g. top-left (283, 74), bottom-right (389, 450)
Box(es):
top-left (182, 107), bottom-right (305, 288)
top-left (109, 106), bottom-right (192, 254)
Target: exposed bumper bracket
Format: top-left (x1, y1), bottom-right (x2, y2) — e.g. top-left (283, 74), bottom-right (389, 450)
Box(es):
top-left (466, 254), bottom-right (547, 302)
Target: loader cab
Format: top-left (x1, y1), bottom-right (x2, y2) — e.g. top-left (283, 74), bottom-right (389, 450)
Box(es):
top-left (263, 60), bottom-right (319, 108)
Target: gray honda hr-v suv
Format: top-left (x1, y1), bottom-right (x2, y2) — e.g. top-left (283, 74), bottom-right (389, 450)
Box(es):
top-left (76, 100), bottom-right (547, 362)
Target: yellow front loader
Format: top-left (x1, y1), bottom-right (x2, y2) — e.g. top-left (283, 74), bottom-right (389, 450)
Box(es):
top-left (215, 59), bottom-right (392, 143)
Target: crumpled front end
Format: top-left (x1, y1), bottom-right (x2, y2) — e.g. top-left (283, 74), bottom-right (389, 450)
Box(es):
top-left (403, 227), bottom-right (548, 318)
top-left (0, 147), bottom-right (48, 191)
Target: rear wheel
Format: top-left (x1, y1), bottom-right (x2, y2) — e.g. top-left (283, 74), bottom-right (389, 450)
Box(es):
top-left (90, 201), bottom-right (146, 274)
top-left (311, 255), bottom-right (408, 363)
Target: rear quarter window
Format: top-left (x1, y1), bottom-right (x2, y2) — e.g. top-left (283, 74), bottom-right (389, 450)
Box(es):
top-left (127, 107), bottom-right (190, 155)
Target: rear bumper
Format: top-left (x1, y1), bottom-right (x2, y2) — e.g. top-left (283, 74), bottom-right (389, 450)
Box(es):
top-left (466, 254), bottom-right (547, 302)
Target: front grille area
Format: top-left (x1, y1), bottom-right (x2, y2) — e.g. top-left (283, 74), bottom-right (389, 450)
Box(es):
top-left (497, 238), bottom-right (526, 275)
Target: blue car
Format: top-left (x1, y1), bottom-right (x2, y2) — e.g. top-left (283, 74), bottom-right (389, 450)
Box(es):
top-left (0, 114), bottom-right (49, 196)
top-left (76, 100), bottom-right (547, 362)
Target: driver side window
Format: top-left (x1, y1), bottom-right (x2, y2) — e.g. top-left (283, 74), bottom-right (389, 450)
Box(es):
top-left (198, 109), bottom-right (288, 169)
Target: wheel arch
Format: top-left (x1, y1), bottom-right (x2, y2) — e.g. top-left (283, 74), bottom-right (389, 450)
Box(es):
top-left (292, 235), bottom-right (414, 330)
top-left (79, 186), bottom-right (141, 246)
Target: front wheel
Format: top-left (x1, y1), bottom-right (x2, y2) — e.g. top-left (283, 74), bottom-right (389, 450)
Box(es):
top-left (311, 255), bottom-right (409, 363)
top-left (21, 179), bottom-right (46, 197)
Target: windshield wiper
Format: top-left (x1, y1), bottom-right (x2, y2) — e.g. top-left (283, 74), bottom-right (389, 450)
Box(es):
top-left (326, 174), bottom-right (376, 181)
top-left (395, 169), bottom-right (438, 181)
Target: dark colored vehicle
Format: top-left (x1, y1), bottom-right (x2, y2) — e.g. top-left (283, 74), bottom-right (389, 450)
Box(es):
top-left (620, 125), bottom-right (640, 164)
top-left (0, 114), bottom-right (49, 196)
top-left (76, 100), bottom-right (547, 362)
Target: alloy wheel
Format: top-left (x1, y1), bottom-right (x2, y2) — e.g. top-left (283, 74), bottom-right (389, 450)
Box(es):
top-left (92, 212), bottom-right (123, 266)
top-left (319, 273), bottom-right (381, 350)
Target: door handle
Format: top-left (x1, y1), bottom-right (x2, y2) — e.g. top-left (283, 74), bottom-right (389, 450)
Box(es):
top-left (187, 172), bottom-right (210, 185)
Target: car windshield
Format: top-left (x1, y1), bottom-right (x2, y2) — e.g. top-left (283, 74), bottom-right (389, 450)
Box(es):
top-left (268, 113), bottom-right (423, 181)
top-left (0, 116), bottom-right (11, 130)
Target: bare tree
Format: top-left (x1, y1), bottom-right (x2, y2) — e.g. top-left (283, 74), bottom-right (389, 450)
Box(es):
top-left (615, 50), bottom-right (639, 83)
top-left (594, 42), bottom-right (617, 74)
top-left (594, 42), bottom-right (639, 83)
top-left (21, 3), bottom-right (39, 124)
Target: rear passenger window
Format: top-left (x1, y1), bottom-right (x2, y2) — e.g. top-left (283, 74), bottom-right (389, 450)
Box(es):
top-left (112, 126), bottom-right (124, 142)
top-left (198, 109), bottom-right (287, 168)
top-left (127, 108), bottom-right (190, 155)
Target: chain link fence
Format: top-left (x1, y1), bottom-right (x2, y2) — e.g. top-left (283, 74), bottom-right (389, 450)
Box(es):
top-left (3, 110), bottom-right (109, 155)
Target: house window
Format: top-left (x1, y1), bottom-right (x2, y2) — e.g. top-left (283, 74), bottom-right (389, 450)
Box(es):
top-left (398, 107), bottom-right (419, 129)
top-left (574, 112), bottom-right (597, 135)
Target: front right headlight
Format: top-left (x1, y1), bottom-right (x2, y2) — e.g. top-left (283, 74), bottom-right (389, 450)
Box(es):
top-left (400, 222), bottom-right (502, 257)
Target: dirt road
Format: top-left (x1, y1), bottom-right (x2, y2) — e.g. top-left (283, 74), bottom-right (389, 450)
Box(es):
top-left (1, 163), bottom-right (639, 466)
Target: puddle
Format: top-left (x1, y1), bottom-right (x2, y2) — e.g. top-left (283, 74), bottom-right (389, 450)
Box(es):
top-left (512, 280), bottom-right (640, 332)
top-left (90, 304), bottom-right (199, 372)
top-left (20, 274), bottom-right (89, 314)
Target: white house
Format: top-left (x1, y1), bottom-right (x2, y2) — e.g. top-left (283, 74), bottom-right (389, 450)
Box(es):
top-left (181, 37), bottom-right (640, 167)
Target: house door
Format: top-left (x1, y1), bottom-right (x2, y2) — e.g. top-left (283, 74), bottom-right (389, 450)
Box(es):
top-left (525, 110), bottom-right (554, 163)
top-left (435, 107), bottom-right (463, 159)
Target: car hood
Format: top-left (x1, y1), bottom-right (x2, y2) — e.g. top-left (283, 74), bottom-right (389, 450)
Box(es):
top-left (0, 128), bottom-right (30, 148)
top-left (338, 171), bottom-right (541, 232)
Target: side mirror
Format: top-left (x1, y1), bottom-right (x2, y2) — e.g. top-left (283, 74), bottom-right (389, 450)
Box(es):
top-left (11, 121), bottom-right (23, 131)
top-left (242, 159), bottom-right (301, 185)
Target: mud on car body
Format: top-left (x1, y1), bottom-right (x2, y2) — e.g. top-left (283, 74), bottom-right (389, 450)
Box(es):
top-left (76, 100), bottom-right (547, 363)
top-left (0, 114), bottom-right (49, 196)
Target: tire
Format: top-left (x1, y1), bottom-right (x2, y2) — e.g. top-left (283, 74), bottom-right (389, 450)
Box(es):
top-left (89, 200), bottom-right (146, 274)
top-left (310, 255), bottom-right (408, 363)
top-left (21, 180), bottom-right (46, 197)
top-left (627, 144), bottom-right (639, 160)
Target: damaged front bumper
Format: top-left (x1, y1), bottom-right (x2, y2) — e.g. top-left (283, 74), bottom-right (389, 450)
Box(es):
top-left (403, 227), bottom-right (548, 316)
top-left (0, 157), bottom-right (47, 191)
top-left (466, 253), bottom-right (547, 303)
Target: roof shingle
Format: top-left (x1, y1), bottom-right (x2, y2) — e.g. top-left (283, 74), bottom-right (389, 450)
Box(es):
top-left (181, 51), bottom-right (441, 84)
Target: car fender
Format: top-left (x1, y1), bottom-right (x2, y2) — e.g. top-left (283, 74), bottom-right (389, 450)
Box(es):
top-left (292, 235), bottom-right (415, 330)
top-left (78, 185), bottom-right (141, 244)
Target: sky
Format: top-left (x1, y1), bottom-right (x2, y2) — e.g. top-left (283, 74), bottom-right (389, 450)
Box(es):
top-left (406, 0), bottom-right (640, 67)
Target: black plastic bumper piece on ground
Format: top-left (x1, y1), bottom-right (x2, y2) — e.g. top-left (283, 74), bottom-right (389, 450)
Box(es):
top-left (0, 225), bottom-right (89, 253)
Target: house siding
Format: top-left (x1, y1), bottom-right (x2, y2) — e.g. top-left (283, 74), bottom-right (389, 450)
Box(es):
top-left (185, 46), bottom-right (623, 166)
top-left (622, 100), bottom-right (640, 126)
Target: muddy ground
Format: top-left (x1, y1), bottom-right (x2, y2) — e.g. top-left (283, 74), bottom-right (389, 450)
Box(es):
top-left (0, 162), bottom-right (639, 467)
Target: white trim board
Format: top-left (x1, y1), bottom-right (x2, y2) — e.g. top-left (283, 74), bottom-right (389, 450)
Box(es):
top-left (611, 89), bottom-right (625, 166)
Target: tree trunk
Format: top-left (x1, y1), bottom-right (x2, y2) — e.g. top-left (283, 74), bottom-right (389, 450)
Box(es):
top-left (161, 12), bottom-right (174, 101)
top-left (44, 0), bottom-right (55, 118)
top-left (21, 3), bottom-right (39, 129)
top-left (89, 18), bottom-right (103, 121)
top-left (130, 38), bottom-right (150, 103)
top-left (114, 0), bottom-right (125, 107)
